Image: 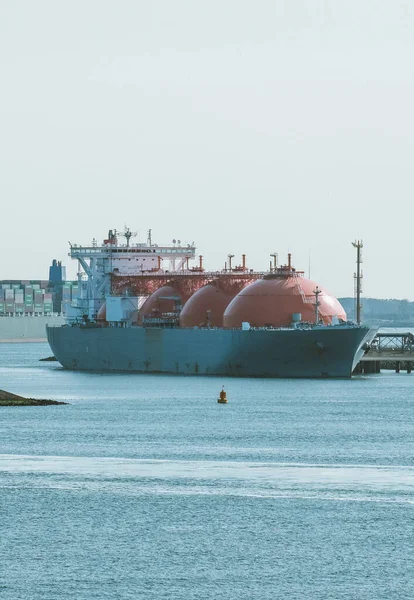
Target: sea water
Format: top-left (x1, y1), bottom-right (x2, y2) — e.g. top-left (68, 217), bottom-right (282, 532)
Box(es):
top-left (0, 343), bottom-right (414, 599)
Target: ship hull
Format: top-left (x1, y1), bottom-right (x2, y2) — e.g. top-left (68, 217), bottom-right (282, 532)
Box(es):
top-left (0, 315), bottom-right (65, 341)
top-left (46, 325), bottom-right (375, 378)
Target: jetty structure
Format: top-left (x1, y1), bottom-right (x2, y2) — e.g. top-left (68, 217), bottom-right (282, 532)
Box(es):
top-left (357, 331), bottom-right (414, 373)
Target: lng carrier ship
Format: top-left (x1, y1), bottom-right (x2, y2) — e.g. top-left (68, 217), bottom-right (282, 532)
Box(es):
top-left (46, 229), bottom-right (375, 378)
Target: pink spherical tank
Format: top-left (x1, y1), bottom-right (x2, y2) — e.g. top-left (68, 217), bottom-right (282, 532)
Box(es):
top-left (179, 281), bottom-right (246, 328)
top-left (138, 285), bottom-right (188, 323)
top-left (96, 302), bottom-right (106, 321)
top-left (223, 275), bottom-right (346, 329)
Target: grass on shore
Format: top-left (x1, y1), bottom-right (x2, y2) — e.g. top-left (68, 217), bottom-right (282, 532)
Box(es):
top-left (0, 389), bottom-right (68, 406)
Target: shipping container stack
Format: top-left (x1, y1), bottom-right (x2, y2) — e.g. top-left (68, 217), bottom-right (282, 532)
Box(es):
top-left (14, 288), bottom-right (24, 313)
top-left (0, 284), bottom-right (9, 315)
top-left (0, 283), bottom-right (78, 315)
top-left (0, 282), bottom-right (50, 315)
top-left (61, 284), bottom-right (72, 314)
top-left (5, 287), bottom-right (14, 315)
top-left (34, 287), bottom-right (44, 314)
top-left (44, 292), bottom-right (53, 314)
top-left (0, 258), bottom-right (76, 316)
top-left (25, 285), bottom-right (33, 314)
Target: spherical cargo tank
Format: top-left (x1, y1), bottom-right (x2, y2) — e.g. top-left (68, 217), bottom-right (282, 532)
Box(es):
top-left (138, 285), bottom-right (189, 323)
top-left (223, 275), bottom-right (346, 329)
top-left (179, 280), bottom-right (247, 328)
top-left (97, 303), bottom-right (106, 321)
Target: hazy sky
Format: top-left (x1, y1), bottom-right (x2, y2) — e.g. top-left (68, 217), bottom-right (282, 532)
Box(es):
top-left (1, 1), bottom-right (413, 298)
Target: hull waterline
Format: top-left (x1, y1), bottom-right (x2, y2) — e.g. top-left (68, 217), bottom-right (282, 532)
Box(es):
top-left (47, 325), bottom-right (376, 379)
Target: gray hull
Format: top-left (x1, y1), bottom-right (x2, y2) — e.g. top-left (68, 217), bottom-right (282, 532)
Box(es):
top-left (46, 324), bottom-right (375, 378)
top-left (0, 315), bottom-right (65, 341)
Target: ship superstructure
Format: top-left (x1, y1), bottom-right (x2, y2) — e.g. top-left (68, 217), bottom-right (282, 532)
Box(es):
top-left (68, 228), bottom-right (264, 323)
top-left (69, 228), bottom-right (196, 319)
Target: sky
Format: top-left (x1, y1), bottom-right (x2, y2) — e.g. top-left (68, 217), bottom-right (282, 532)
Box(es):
top-left (1, 1), bottom-right (413, 298)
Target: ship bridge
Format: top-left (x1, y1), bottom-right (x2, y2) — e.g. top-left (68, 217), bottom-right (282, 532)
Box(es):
top-left (70, 229), bottom-right (196, 276)
top-left (68, 228), bottom-right (197, 319)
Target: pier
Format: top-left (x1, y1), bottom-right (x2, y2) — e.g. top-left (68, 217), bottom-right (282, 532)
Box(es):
top-left (355, 332), bottom-right (414, 374)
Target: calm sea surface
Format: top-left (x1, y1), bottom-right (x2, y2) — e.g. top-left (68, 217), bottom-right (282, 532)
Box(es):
top-left (1, 343), bottom-right (414, 599)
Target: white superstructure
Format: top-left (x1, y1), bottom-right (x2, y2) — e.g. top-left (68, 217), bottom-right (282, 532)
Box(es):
top-left (69, 228), bottom-right (197, 320)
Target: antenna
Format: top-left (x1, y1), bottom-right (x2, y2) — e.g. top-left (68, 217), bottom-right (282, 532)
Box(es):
top-left (124, 228), bottom-right (132, 247)
top-left (352, 240), bottom-right (363, 325)
top-left (121, 226), bottom-right (137, 248)
top-left (147, 229), bottom-right (152, 247)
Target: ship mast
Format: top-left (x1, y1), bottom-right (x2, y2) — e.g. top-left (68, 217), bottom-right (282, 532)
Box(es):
top-left (352, 240), bottom-right (363, 325)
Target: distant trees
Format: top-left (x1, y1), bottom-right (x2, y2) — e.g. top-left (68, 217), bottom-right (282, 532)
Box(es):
top-left (338, 297), bottom-right (414, 326)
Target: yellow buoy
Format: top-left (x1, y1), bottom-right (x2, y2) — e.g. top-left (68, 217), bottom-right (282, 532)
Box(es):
top-left (217, 385), bottom-right (228, 403)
